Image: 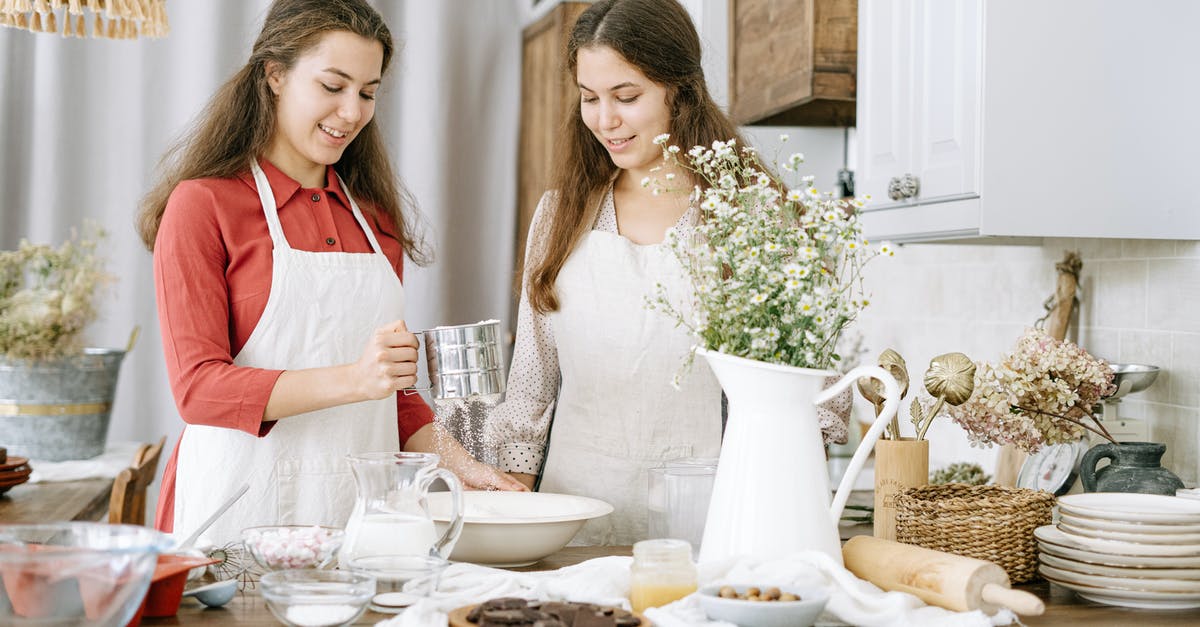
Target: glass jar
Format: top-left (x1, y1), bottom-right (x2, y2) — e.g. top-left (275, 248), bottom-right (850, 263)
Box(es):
top-left (629, 538), bottom-right (698, 613)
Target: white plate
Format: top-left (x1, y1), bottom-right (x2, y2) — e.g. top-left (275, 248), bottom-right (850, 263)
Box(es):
top-left (1041, 571), bottom-right (1200, 609)
top-left (1060, 512), bottom-right (1200, 535)
top-left (1057, 493), bottom-right (1200, 524)
top-left (1039, 537), bottom-right (1200, 569)
top-left (1059, 521), bottom-right (1200, 544)
top-left (1037, 525), bottom-right (1200, 557)
top-left (1040, 552), bottom-right (1200, 580)
top-left (1039, 563), bottom-right (1200, 592)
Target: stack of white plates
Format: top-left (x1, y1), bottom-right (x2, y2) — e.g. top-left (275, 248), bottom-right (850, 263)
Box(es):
top-left (1035, 493), bottom-right (1200, 609)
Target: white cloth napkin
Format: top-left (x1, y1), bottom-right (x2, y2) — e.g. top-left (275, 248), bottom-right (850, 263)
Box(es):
top-left (27, 441), bottom-right (141, 483)
top-left (646, 551), bottom-right (1016, 627)
top-left (380, 556), bottom-right (633, 627)
top-left (377, 552), bottom-right (1017, 627)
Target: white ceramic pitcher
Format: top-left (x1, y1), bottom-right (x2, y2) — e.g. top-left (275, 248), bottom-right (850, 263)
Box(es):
top-left (697, 349), bottom-right (901, 566)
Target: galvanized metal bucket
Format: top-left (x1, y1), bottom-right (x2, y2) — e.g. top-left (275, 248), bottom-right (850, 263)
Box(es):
top-left (0, 348), bottom-right (126, 461)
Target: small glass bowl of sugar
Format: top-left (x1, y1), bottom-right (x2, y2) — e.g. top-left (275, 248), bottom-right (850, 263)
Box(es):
top-left (260, 569), bottom-right (375, 627)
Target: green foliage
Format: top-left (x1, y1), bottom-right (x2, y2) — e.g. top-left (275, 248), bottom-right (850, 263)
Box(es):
top-left (930, 462), bottom-right (991, 486)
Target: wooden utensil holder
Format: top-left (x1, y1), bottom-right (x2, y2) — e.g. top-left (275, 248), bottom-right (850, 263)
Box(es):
top-left (873, 438), bottom-right (928, 541)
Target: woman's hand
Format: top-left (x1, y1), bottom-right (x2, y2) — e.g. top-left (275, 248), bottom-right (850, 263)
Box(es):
top-left (454, 458), bottom-right (531, 492)
top-left (354, 320), bottom-right (420, 400)
top-left (406, 423), bottom-right (529, 492)
top-left (510, 472), bottom-right (537, 491)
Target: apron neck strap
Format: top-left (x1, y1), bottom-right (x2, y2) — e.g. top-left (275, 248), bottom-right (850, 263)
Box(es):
top-left (250, 159), bottom-right (385, 256)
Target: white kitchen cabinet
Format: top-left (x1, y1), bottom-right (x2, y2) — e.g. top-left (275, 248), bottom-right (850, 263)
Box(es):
top-left (856, 0), bottom-right (1200, 243)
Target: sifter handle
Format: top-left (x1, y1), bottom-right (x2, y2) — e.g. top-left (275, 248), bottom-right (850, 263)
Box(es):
top-left (981, 583), bottom-right (1045, 616)
top-left (402, 329), bottom-right (432, 395)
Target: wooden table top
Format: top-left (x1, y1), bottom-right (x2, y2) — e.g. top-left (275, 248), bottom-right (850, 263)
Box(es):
top-left (150, 543), bottom-right (1200, 626)
top-left (0, 477), bottom-right (112, 523)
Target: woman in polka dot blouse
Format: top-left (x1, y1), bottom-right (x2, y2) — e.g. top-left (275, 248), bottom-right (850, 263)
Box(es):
top-left (484, 0), bottom-right (851, 545)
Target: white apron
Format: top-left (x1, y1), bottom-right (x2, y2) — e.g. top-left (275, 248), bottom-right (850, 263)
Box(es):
top-left (174, 160), bottom-right (402, 547)
top-left (540, 229), bottom-right (723, 546)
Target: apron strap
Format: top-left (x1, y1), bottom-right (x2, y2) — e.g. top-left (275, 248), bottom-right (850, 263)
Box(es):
top-left (251, 159), bottom-right (387, 259)
top-left (250, 159), bottom-right (293, 251)
top-left (334, 172), bottom-right (386, 257)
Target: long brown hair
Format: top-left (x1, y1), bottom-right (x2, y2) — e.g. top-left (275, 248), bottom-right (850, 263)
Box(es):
top-left (527, 0), bottom-right (746, 313)
top-left (136, 0), bottom-right (428, 264)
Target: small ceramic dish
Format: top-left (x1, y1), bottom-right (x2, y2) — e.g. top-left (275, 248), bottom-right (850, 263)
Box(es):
top-left (1057, 493), bottom-right (1200, 524)
top-left (697, 584), bottom-right (828, 627)
top-left (182, 578), bottom-right (238, 607)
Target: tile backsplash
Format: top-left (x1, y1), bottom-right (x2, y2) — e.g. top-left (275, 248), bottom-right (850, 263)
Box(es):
top-left (851, 238), bottom-right (1200, 487)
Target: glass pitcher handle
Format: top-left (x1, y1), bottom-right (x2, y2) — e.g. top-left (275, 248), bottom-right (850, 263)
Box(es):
top-left (815, 365), bottom-right (901, 526)
top-left (419, 466), bottom-right (464, 559)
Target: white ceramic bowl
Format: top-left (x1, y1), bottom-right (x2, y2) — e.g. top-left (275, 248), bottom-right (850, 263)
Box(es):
top-left (427, 491), bottom-right (613, 567)
top-left (697, 584), bottom-right (829, 627)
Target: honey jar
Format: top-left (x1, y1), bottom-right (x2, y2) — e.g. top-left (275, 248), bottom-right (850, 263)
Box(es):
top-left (629, 538), bottom-right (698, 613)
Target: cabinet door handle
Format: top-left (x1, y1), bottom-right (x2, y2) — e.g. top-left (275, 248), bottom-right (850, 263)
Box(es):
top-left (887, 174), bottom-right (921, 201)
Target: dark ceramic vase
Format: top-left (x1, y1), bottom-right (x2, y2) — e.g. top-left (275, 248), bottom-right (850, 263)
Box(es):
top-left (1079, 441), bottom-right (1185, 495)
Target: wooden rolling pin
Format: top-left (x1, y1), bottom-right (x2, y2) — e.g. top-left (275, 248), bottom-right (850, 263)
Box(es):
top-left (843, 536), bottom-right (1045, 616)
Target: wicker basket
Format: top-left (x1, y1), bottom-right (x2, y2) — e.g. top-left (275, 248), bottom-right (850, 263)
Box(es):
top-left (894, 484), bottom-right (1054, 583)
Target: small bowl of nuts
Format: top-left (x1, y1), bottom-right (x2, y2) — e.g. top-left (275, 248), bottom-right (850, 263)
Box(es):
top-left (697, 584), bottom-right (829, 627)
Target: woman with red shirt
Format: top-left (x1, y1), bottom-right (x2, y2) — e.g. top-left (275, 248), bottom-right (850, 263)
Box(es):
top-left (136, 0), bottom-right (523, 547)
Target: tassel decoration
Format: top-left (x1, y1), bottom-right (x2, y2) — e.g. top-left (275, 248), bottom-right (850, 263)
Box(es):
top-left (2, 0), bottom-right (162, 38)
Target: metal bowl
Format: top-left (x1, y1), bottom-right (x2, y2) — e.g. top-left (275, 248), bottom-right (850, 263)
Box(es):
top-left (1107, 364), bottom-right (1160, 399)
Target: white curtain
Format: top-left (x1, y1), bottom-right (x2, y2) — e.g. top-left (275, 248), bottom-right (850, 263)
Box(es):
top-left (0, 1), bottom-right (521, 497)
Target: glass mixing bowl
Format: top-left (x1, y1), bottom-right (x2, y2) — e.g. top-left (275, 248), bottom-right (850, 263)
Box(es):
top-left (0, 522), bottom-right (170, 626)
top-left (260, 569), bottom-right (375, 627)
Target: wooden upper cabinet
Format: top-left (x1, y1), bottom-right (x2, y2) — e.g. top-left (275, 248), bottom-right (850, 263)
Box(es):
top-left (729, 0), bottom-right (857, 126)
top-left (514, 3), bottom-right (587, 299)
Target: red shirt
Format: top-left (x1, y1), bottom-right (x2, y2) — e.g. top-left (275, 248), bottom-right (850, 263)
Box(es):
top-left (153, 158), bottom-right (433, 532)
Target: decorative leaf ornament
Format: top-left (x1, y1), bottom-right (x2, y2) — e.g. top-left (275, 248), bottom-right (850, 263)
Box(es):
top-left (856, 349), bottom-right (910, 439)
top-left (913, 352), bottom-right (976, 440)
top-left (924, 352), bottom-right (976, 406)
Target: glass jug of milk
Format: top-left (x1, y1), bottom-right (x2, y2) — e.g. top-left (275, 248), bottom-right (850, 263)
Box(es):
top-left (339, 452), bottom-right (464, 566)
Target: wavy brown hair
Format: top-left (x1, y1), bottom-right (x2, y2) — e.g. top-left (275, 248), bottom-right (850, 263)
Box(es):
top-left (526, 0), bottom-right (747, 313)
top-left (136, 0), bottom-right (428, 264)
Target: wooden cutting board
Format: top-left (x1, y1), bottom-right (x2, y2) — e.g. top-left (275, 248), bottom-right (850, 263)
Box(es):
top-left (448, 604), bottom-right (653, 627)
